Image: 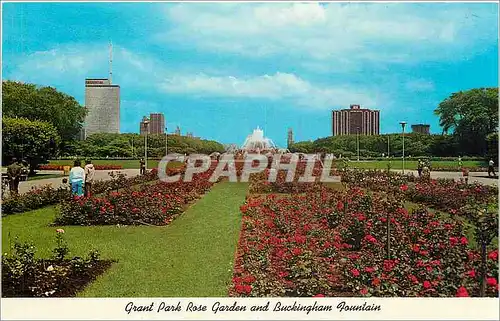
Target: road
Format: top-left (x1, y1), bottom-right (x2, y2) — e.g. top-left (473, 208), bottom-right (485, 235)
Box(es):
top-left (390, 169), bottom-right (498, 186)
top-left (12, 168), bottom-right (498, 195)
top-left (16, 169), bottom-right (141, 194)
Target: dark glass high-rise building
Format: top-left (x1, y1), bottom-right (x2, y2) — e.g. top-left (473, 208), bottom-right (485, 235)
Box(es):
top-left (139, 113), bottom-right (165, 136)
top-left (332, 104), bottom-right (380, 136)
top-left (411, 124), bottom-right (430, 135)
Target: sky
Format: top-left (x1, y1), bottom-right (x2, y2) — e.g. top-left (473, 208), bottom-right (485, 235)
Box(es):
top-left (2, 2), bottom-right (498, 147)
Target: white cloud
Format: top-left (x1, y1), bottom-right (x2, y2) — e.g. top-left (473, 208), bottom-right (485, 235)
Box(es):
top-left (7, 44), bottom-right (164, 90)
top-left (405, 79), bottom-right (435, 92)
top-left (159, 72), bottom-right (379, 109)
top-left (159, 3), bottom-right (498, 66)
top-left (6, 44), bottom-right (382, 110)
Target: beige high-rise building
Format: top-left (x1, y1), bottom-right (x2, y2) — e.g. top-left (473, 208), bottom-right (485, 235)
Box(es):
top-left (84, 78), bottom-right (120, 138)
top-left (332, 104), bottom-right (380, 136)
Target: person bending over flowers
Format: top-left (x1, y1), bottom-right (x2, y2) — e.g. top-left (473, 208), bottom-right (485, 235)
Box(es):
top-left (69, 159), bottom-right (85, 196)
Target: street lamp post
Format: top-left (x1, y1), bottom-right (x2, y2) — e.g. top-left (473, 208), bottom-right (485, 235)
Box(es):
top-left (387, 135), bottom-right (390, 158)
top-left (165, 125), bottom-right (168, 156)
top-left (400, 121), bottom-right (407, 174)
top-left (357, 127), bottom-right (360, 162)
top-left (144, 119), bottom-right (150, 171)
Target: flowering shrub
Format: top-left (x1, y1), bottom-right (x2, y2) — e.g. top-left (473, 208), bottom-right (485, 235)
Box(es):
top-left (248, 161), bottom-right (340, 194)
top-left (38, 164), bottom-right (123, 170)
top-left (55, 168), bottom-right (214, 226)
top-left (1, 185), bottom-right (72, 215)
top-left (2, 231), bottom-right (111, 297)
top-left (405, 180), bottom-right (497, 214)
top-left (1, 169), bottom-right (160, 216)
top-left (231, 185), bottom-right (499, 297)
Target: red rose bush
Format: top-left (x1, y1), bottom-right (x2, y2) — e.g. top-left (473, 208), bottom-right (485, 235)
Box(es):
top-left (231, 179), bottom-right (498, 297)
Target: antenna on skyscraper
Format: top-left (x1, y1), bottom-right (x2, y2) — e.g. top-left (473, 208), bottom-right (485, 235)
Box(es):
top-left (109, 41), bottom-right (113, 84)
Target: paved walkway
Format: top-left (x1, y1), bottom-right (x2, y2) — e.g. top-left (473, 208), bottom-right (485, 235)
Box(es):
top-left (17, 169), bottom-right (140, 194)
top-left (14, 168), bottom-right (498, 194)
top-left (390, 169), bottom-right (498, 186)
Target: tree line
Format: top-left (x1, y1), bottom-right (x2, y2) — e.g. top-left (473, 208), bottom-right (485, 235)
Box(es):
top-left (65, 133), bottom-right (225, 159)
top-left (2, 80), bottom-right (497, 168)
top-left (291, 87), bottom-right (498, 160)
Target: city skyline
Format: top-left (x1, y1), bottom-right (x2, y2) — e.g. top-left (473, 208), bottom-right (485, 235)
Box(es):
top-left (2, 2), bottom-right (498, 147)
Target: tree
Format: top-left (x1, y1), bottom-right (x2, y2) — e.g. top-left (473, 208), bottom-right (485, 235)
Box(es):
top-left (289, 141), bottom-right (314, 153)
top-left (2, 80), bottom-right (86, 149)
top-left (2, 117), bottom-right (61, 172)
top-left (434, 88), bottom-right (498, 156)
top-left (486, 132), bottom-right (498, 162)
top-left (65, 133), bottom-right (225, 158)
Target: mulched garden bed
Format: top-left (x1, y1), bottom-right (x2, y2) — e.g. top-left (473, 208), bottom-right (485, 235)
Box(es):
top-left (2, 259), bottom-right (115, 297)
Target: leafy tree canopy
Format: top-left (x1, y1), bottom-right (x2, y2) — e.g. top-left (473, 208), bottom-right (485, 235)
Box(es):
top-left (2, 80), bottom-right (86, 144)
top-left (434, 87), bottom-right (498, 155)
top-left (2, 117), bottom-right (61, 171)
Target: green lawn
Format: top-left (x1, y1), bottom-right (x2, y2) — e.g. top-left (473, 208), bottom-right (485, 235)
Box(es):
top-left (2, 181), bottom-right (248, 297)
top-left (48, 159), bottom-right (162, 169)
top-left (27, 173), bottom-right (65, 181)
top-left (348, 160), bottom-right (486, 170)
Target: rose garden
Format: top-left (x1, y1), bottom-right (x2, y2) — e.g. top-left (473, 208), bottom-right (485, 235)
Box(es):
top-left (1, 157), bottom-right (498, 298)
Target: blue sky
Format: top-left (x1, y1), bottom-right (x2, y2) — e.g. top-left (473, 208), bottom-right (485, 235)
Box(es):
top-left (2, 2), bottom-right (498, 147)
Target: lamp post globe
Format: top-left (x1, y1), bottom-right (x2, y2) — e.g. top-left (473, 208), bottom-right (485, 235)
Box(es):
top-left (399, 121), bottom-right (407, 174)
top-left (144, 119), bottom-right (150, 171)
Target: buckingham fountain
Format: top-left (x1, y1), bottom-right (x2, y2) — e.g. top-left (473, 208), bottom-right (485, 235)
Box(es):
top-left (241, 127), bottom-right (277, 152)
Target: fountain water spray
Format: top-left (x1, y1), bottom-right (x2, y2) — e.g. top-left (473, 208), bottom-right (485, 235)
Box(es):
top-left (241, 127), bottom-right (276, 151)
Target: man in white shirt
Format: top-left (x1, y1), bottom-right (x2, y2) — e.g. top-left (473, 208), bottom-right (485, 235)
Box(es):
top-left (488, 159), bottom-right (496, 177)
top-left (69, 159), bottom-right (85, 196)
top-left (84, 159), bottom-right (95, 197)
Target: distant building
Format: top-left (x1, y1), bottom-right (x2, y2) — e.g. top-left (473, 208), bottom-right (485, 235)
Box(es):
top-left (332, 104), bottom-right (380, 136)
top-left (287, 128), bottom-right (294, 148)
top-left (149, 113), bottom-right (165, 135)
top-left (411, 124), bottom-right (430, 135)
top-left (139, 113), bottom-right (166, 136)
top-left (174, 126), bottom-right (181, 136)
top-left (84, 78), bottom-right (120, 138)
top-left (139, 116), bottom-right (149, 136)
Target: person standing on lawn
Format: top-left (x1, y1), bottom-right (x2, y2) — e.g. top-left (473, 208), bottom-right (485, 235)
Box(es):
top-left (417, 159), bottom-right (423, 177)
top-left (488, 159), bottom-right (496, 177)
top-left (140, 158), bottom-right (145, 175)
top-left (6, 158), bottom-right (22, 196)
top-left (84, 159), bottom-right (95, 197)
top-left (69, 159), bottom-right (85, 196)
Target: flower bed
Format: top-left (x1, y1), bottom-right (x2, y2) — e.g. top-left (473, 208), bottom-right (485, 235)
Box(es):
top-left (1, 169), bottom-right (160, 216)
top-left (248, 161), bottom-right (339, 194)
top-left (231, 187), bottom-right (498, 297)
top-left (2, 231), bottom-right (112, 297)
top-left (55, 167), bottom-right (214, 226)
top-left (38, 164), bottom-right (123, 170)
top-left (341, 169), bottom-right (497, 213)
top-left (404, 180), bottom-right (497, 213)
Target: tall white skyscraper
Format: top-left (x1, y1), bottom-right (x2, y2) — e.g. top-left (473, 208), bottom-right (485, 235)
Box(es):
top-left (83, 43), bottom-right (120, 138)
top-left (84, 79), bottom-right (120, 138)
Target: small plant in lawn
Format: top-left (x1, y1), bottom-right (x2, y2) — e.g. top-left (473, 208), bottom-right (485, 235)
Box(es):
top-left (2, 231), bottom-right (112, 297)
top-left (53, 229), bottom-right (69, 262)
